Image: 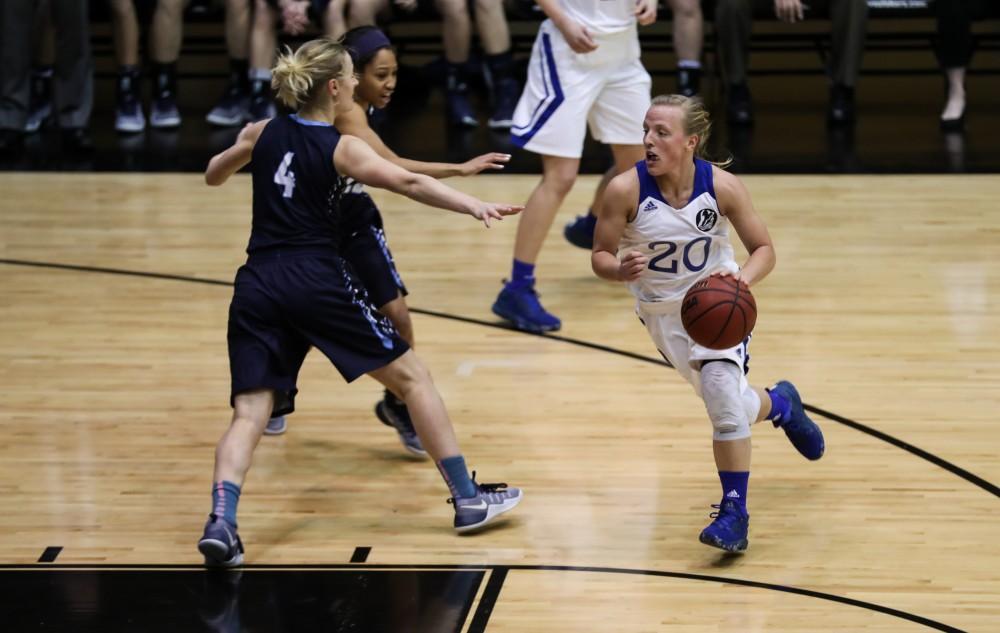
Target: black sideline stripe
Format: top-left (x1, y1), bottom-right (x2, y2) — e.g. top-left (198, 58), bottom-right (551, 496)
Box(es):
top-left (1, 257), bottom-right (997, 501)
top-left (350, 547), bottom-right (371, 563)
top-left (466, 567), bottom-right (507, 633)
top-left (37, 547), bottom-right (62, 563)
top-left (0, 563), bottom-right (963, 632)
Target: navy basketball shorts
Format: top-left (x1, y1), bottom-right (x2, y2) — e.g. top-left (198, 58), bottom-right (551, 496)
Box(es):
top-left (227, 251), bottom-right (409, 415)
top-left (340, 193), bottom-right (408, 309)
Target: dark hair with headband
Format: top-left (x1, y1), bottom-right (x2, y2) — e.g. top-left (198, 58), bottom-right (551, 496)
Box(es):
top-left (340, 26), bottom-right (393, 71)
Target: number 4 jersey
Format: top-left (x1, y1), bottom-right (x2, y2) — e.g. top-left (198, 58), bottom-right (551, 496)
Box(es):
top-left (619, 158), bottom-right (738, 304)
top-left (248, 114), bottom-right (347, 254)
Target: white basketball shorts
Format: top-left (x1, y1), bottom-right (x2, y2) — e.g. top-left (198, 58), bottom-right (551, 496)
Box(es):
top-left (636, 298), bottom-right (751, 399)
top-left (510, 20), bottom-right (652, 158)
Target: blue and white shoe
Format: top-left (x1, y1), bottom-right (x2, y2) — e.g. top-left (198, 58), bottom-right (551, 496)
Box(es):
top-left (449, 473), bottom-right (522, 533)
top-left (446, 89), bottom-right (478, 128)
top-left (699, 498), bottom-right (749, 553)
top-left (492, 281), bottom-right (561, 333)
top-left (375, 392), bottom-right (427, 457)
top-left (150, 94), bottom-right (181, 129)
top-left (563, 212), bottom-right (596, 249)
top-left (263, 415), bottom-right (287, 436)
top-left (198, 514), bottom-right (245, 567)
top-left (768, 380), bottom-right (825, 460)
top-left (206, 84), bottom-right (250, 127)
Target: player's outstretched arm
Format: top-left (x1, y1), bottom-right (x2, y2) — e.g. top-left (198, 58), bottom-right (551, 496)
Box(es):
top-left (713, 167), bottom-right (775, 286)
top-left (337, 104), bottom-right (510, 178)
top-left (205, 120), bottom-right (268, 186)
top-left (592, 171), bottom-right (645, 282)
top-left (334, 135), bottom-right (523, 227)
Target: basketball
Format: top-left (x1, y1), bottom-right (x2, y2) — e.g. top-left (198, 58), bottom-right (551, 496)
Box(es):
top-left (681, 275), bottom-right (757, 350)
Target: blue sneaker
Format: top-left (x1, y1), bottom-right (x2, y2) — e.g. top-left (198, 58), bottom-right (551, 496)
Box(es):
top-left (563, 212), bottom-right (596, 249)
top-left (263, 415), bottom-right (287, 435)
top-left (449, 473), bottom-right (522, 533)
top-left (699, 498), bottom-right (749, 553)
top-left (768, 381), bottom-right (825, 460)
top-left (198, 514), bottom-right (245, 567)
top-left (492, 281), bottom-right (561, 332)
top-left (374, 391), bottom-right (427, 458)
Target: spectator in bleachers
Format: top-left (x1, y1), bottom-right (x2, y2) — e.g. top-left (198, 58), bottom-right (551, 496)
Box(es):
top-left (0, 0), bottom-right (94, 155)
top-left (109, 0), bottom-right (190, 132)
top-left (349, 0), bottom-right (520, 128)
top-left (24, 1), bottom-right (56, 134)
top-left (247, 0), bottom-right (347, 121)
top-left (934, 0), bottom-right (987, 131)
top-left (206, 0), bottom-right (254, 126)
top-left (668, 0), bottom-right (704, 97)
top-left (714, 0), bottom-right (868, 126)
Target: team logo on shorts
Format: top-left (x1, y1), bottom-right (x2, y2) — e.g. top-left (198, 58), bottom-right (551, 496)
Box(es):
top-left (695, 208), bottom-right (718, 232)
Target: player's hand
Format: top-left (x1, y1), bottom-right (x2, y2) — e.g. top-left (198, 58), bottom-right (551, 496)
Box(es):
top-left (461, 152), bottom-right (511, 176)
top-left (634, 0), bottom-right (657, 26)
top-left (394, 0), bottom-right (418, 12)
top-left (618, 251), bottom-right (648, 281)
top-left (773, 0), bottom-right (805, 23)
top-left (557, 18), bottom-right (598, 53)
top-left (472, 203), bottom-right (524, 228)
top-left (280, 0), bottom-right (310, 35)
top-left (710, 270), bottom-right (749, 286)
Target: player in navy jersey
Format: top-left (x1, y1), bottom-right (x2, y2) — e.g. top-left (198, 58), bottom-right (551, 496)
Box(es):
top-left (592, 95), bottom-right (825, 553)
top-left (197, 38), bottom-right (523, 567)
top-left (261, 27), bottom-right (512, 451)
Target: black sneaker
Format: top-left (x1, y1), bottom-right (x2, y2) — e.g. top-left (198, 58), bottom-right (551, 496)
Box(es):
top-left (726, 83), bottom-right (753, 126)
top-left (61, 128), bottom-right (94, 154)
top-left (198, 514), bottom-right (245, 567)
top-left (827, 83), bottom-right (855, 126)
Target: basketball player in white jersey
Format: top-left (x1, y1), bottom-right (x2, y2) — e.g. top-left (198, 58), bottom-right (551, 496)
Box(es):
top-left (491, 0), bottom-right (657, 333)
top-left (592, 95), bottom-right (825, 553)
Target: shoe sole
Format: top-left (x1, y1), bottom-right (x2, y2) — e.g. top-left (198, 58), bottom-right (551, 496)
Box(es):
top-left (699, 532), bottom-right (748, 553)
top-left (490, 303), bottom-right (561, 333)
top-left (263, 418), bottom-right (287, 436)
top-left (455, 492), bottom-right (523, 534)
top-left (115, 121), bottom-right (146, 133)
top-left (206, 113), bottom-right (246, 127)
top-left (198, 539), bottom-right (244, 567)
top-left (374, 402), bottom-right (428, 458)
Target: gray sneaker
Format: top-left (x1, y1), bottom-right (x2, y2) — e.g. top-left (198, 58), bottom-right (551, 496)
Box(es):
top-left (206, 85), bottom-right (250, 126)
top-left (263, 415), bottom-right (287, 435)
top-left (450, 474), bottom-right (522, 533)
top-left (375, 393), bottom-right (427, 457)
top-left (115, 95), bottom-right (146, 133)
top-left (150, 94), bottom-right (181, 128)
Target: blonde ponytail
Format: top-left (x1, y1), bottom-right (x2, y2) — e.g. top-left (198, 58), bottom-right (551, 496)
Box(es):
top-left (271, 38), bottom-right (350, 110)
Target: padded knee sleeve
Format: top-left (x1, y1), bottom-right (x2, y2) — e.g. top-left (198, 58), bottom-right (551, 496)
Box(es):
top-left (701, 360), bottom-right (751, 441)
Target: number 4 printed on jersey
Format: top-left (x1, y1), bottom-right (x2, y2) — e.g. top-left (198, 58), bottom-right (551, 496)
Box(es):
top-left (274, 151), bottom-right (296, 198)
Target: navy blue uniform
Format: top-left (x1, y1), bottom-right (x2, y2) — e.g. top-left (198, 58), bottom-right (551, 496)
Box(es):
top-left (228, 114), bottom-right (408, 415)
top-left (336, 105), bottom-right (408, 308)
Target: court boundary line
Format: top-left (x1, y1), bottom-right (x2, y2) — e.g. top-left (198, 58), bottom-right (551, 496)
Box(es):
top-left (2, 256), bottom-right (997, 503)
top-left (0, 562), bottom-right (966, 632)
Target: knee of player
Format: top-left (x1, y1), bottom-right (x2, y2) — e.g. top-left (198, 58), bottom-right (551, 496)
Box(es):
top-left (700, 360), bottom-right (750, 438)
top-left (542, 170), bottom-right (578, 196)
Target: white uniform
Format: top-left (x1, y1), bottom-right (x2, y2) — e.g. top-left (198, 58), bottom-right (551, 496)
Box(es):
top-left (510, 0), bottom-right (651, 158)
top-left (622, 159), bottom-right (750, 397)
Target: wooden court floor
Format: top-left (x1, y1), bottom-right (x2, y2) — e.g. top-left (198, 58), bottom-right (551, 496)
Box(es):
top-left (1, 173), bottom-right (998, 632)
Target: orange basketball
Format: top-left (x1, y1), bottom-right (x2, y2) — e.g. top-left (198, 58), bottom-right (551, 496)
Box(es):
top-left (680, 275), bottom-right (757, 349)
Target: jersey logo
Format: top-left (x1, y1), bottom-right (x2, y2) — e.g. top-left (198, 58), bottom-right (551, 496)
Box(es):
top-left (642, 199), bottom-right (658, 213)
top-left (695, 208), bottom-right (718, 232)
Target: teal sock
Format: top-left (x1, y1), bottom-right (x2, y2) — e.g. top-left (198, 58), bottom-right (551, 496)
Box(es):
top-left (437, 455), bottom-right (477, 499)
top-left (211, 481), bottom-right (241, 526)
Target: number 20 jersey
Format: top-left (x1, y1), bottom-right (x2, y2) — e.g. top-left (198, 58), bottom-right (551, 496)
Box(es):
top-left (619, 158), bottom-right (738, 304)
